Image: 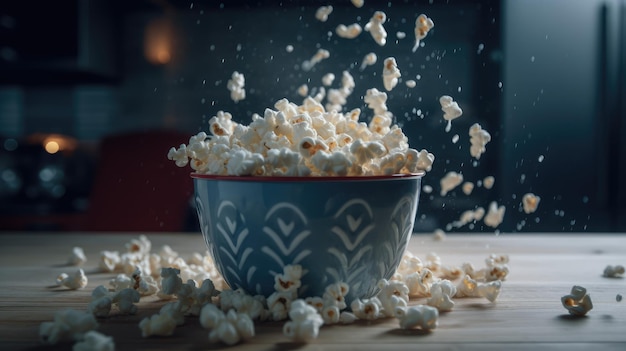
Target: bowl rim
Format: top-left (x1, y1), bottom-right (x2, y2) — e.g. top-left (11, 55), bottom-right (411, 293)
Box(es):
top-left (190, 172), bottom-right (424, 182)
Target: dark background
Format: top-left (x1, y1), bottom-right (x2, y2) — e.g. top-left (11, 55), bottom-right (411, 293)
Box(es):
top-left (0, 0), bottom-right (624, 233)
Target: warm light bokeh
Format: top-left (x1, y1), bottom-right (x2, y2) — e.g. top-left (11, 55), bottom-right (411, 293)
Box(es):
top-left (144, 18), bottom-right (173, 65)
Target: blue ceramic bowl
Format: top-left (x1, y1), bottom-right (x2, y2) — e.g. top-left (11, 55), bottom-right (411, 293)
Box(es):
top-left (192, 173), bottom-right (423, 302)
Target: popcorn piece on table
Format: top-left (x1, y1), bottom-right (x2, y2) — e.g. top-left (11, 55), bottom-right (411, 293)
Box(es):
top-left (68, 247), bottom-right (87, 266)
top-left (433, 229), bottom-right (446, 241)
top-left (56, 268), bottom-right (88, 290)
top-left (227, 71), bottom-right (246, 103)
top-left (455, 275), bottom-right (502, 302)
top-left (439, 95), bottom-right (463, 132)
top-left (39, 309), bottom-right (98, 345)
top-left (88, 285), bottom-right (113, 318)
top-left (159, 267), bottom-right (183, 298)
top-left (336, 23), bottom-right (362, 39)
top-left (382, 57), bottom-right (401, 91)
top-left (469, 123), bottom-right (491, 160)
top-left (267, 290), bottom-right (295, 321)
top-left (283, 299), bottom-right (324, 342)
top-left (201, 303), bottom-right (255, 345)
top-left (377, 279), bottom-right (409, 317)
top-left (360, 52), bottom-right (377, 71)
top-left (315, 5), bottom-right (333, 22)
top-left (323, 281), bottom-right (350, 310)
top-left (427, 280), bottom-right (457, 312)
top-left (109, 273), bottom-right (132, 292)
top-left (603, 265), bottom-right (625, 278)
top-left (484, 201), bottom-right (506, 228)
top-left (112, 288), bottom-right (141, 315)
top-left (274, 264), bottom-right (303, 296)
top-left (394, 304), bottom-right (438, 331)
top-left (412, 14), bottom-right (435, 52)
top-left (126, 235), bottom-right (151, 256)
top-left (405, 269), bottom-right (435, 298)
top-left (440, 171), bottom-right (463, 196)
top-left (72, 330), bottom-right (114, 351)
top-left (522, 193), bottom-right (541, 214)
top-left (351, 297), bottom-right (383, 320)
top-left (139, 310), bottom-right (178, 338)
top-left (561, 285), bottom-right (593, 316)
top-left (364, 11), bottom-right (388, 46)
top-left (132, 267), bottom-right (159, 296)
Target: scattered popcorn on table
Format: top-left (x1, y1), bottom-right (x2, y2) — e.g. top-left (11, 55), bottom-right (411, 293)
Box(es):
top-left (72, 330), bottom-right (114, 351)
top-left (283, 299), bottom-right (324, 342)
top-left (603, 265), bottom-right (625, 278)
top-left (561, 285), bottom-right (593, 316)
top-left (455, 275), bottom-right (502, 302)
top-left (522, 193), bottom-right (541, 214)
top-left (139, 311), bottom-right (178, 338)
top-left (351, 297), bottom-right (383, 320)
top-left (68, 247), bottom-right (87, 266)
top-left (126, 235), bottom-right (151, 256)
top-left (226, 71), bottom-right (246, 103)
top-left (315, 5), bottom-right (333, 22)
top-left (112, 288), bottom-right (140, 315)
top-left (56, 268), bottom-right (88, 290)
top-left (382, 57), bottom-right (401, 91)
top-left (412, 14), bottom-right (434, 52)
top-left (364, 11), bottom-right (388, 46)
top-left (439, 95), bottom-right (463, 132)
top-left (323, 281), bottom-right (350, 310)
top-left (336, 23), bottom-right (362, 39)
top-left (484, 201), bottom-right (506, 228)
top-left (405, 269), bottom-right (435, 298)
top-left (132, 267), bottom-right (159, 296)
top-left (39, 309), bottom-right (98, 345)
top-left (88, 285), bottom-right (113, 318)
top-left (440, 171), bottom-right (463, 196)
top-left (469, 123), bottom-right (491, 160)
top-left (433, 228), bottom-right (446, 241)
top-left (360, 52), bottom-right (377, 71)
top-left (267, 290), bottom-right (294, 321)
top-left (377, 279), bottom-right (410, 317)
top-left (159, 267), bottom-right (183, 298)
top-left (302, 49), bottom-right (330, 71)
top-left (394, 304), bottom-right (438, 331)
top-left (427, 280), bottom-right (457, 312)
top-left (109, 273), bottom-right (132, 292)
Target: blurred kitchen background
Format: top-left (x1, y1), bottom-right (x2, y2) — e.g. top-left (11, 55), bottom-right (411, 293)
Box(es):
top-left (0, 0), bottom-right (624, 233)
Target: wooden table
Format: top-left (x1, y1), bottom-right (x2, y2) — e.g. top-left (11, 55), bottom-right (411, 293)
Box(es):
top-left (1, 232), bottom-right (625, 350)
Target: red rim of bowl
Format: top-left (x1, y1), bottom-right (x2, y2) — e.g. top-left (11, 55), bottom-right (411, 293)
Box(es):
top-left (190, 172), bottom-right (424, 182)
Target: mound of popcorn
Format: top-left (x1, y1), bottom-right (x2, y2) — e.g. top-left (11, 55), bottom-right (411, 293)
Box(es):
top-left (168, 96), bottom-right (434, 177)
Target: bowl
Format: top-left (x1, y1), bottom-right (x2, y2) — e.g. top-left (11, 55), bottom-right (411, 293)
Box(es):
top-left (192, 173), bottom-right (423, 302)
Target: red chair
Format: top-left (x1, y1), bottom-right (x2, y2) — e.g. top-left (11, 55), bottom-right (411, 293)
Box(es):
top-left (84, 130), bottom-right (194, 232)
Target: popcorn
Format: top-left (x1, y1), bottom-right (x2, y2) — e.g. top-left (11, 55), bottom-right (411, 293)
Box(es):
top-left (302, 48), bottom-right (330, 71)
top-left (139, 311), bottom-right (178, 338)
top-left (132, 267), bottom-right (159, 296)
top-left (484, 201), bottom-right (506, 228)
top-left (561, 285), bottom-right (593, 316)
top-left (68, 247), bottom-right (87, 266)
top-left (167, 144), bottom-right (189, 167)
top-left (377, 279), bottom-right (409, 317)
top-left (336, 23), bottom-right (362, 39)
top-left (439, 95), bottom-right (463, 132)
top-left (364, 11), bottom-right (388, 46)
top-left (321, 73), bottom-right (335, 86)
top-left (56, 268), bottom-right (88, 290)
top-left (360, 52), bottom-right (377, 71)
top-left (159, 267), bottom-right (183, 297)
top-left (412, 14), bottom-right (435, 52)
top-left (297, 84), bottom-right (309, 97)
top-left (394, 305), bottom-right (438, 330)
top-left (351, 297), bottom-right (383, 320)
top-left (448, 207), bottom-right (485, 229)
top-left (522, 193), bottom-right (541, 214)
top-left (322, 282), bottom-right (350, 310)
top-left (462, 182), bottom-right (474, 195)
top-left (315, 5), bottom-right (333, 22)
top-left (72, 331), bottom-right (114, 351)
top-left (112, 288), bottom-right (140, 315)
top-left (469, 123), bottom-right (491, 160)
top-left (351, 0), bottom-right (364, 8)
top-left (267, 290), bottom-right (294, 321)
top-left (382, 57), bottom-right (401, 91)
top-left (109, 273), bottom-right (132, 292)
top-left (126, 235), bottom-right (151, 256)
top-left (603, 265), bottom-right (625, 278)
top-left (405, 80), bottom-right (417, 88)
top-left (440, 171), bottom-right (463, 196)
top-left (405, 268), bottom-right (435, 298)
top-left (226, 71), bottom-right (246, 103)
top-left (88, 285), bottom-right (113, 317)
top-left (283, 299), bottom-right (324, 342)
top-left (433, 229), bottom-right (446, 241)
top-left (483, 175), bottom-right (495, 189)
top-left (455, 275), bottom-right (502, 302)
top-left (39, 309), bottom-right (98, 345)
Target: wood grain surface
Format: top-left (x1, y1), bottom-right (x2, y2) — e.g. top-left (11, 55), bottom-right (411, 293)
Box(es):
top-left (0, 232), bottom-right (625, 350)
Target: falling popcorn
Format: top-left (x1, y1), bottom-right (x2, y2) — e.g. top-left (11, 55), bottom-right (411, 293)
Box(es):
top-left (522, 193), bottom-right (541, 214)
top-left (351, 0), bottom-right (364, 8)
top-left (315, 5), bottom-right (333, 22)
top-left (226, 71), bottom-right (245, 103)
top-left (321, 73), bottom-right (335, 86)
top-left (483, 176), bottom-right (495, 189)
top-left (413, 14), bottom-right (435, 52)
top-left (302, 49), bottom-right (330, 71)
top-left (469, 123), bottom-right (491, 159)
top-left (484, 201), bottom-right (506, 228)
top-left (462, 182), bottom-right (474, 195)
top-left (382, 57), bottom-right (401, 91)
top-left (440, 171), bottom-right (463, 196)
top-left (336, 23), bottom-right (362, 39)
top-left (360, 52), bottom-right (377, 71)
top-left (439, 95), bottom-right (463, 132)
top-left (364, 11), bottom-right (388, 46)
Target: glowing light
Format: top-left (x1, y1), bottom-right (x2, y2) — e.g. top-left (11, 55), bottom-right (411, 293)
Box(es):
top-left (144, 18), bottom-right (173, 65)
top-left (45, 141), bottom-right (60, 154)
